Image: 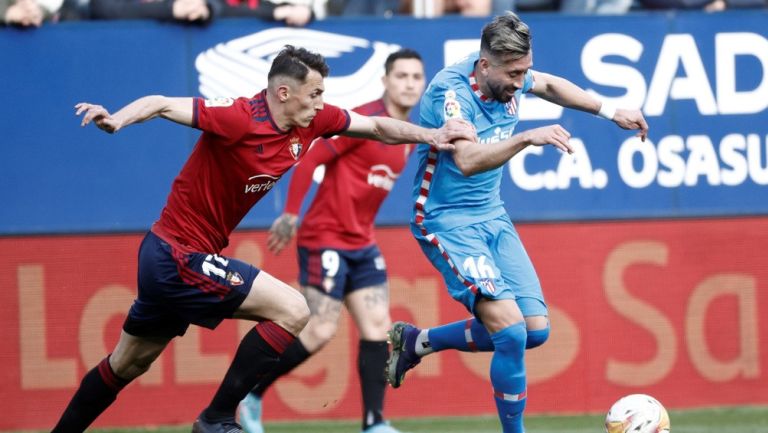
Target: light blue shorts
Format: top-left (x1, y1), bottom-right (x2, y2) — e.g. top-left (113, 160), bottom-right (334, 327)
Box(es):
top-left (412, 214), bottom-right (546, 317)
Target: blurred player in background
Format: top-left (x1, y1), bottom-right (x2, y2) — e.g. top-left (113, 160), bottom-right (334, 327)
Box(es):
top-left (53, 45), bottom-right (473, 433)
top-left (385, 12), bottom-right (649, 433)
top-left (238, 48), bottom-right (426, 433)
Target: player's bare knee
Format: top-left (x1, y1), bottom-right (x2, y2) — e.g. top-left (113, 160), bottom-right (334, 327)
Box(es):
top-left (361, 314), bottom-right (391, 340)
top-left (279, 298), bottom-right (310, 335)
top-left (304, 321), bottom-right (338, 348)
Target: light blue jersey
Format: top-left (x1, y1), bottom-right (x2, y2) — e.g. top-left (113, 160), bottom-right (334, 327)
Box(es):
top-left (409, 52), bottom-right (543, 315)
top-left (411, 52), bottom-right (535, 234)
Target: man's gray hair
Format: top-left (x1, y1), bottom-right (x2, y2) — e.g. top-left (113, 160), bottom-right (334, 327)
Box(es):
top-left (480, 12), bottom-right (531, 60)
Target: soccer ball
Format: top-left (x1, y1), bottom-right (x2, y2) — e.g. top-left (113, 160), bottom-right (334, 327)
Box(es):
top-left (605, 394), bottom-right (670, 433)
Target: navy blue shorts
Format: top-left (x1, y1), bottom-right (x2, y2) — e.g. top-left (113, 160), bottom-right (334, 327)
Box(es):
top-left (123, 231), bottom-right (260, 339)
top-left (297, 245), bottom-right (387, 300)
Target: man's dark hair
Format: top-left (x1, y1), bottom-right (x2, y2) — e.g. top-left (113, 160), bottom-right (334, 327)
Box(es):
top-left (268, 45), bottom-right (329, 82)
top-left (384, 48), bottom-right (423, 75)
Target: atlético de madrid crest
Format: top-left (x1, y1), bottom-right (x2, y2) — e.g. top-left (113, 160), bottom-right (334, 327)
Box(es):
top-left (288, 137), bottom-right (303, 160)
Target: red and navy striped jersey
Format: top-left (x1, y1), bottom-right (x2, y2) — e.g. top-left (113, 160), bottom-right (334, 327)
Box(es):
top-left (152, 90), bottom-right (350, 253)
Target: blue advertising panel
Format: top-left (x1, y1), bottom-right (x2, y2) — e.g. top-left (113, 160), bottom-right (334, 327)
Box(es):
top-left (1, 12), bottom-right (767, 234)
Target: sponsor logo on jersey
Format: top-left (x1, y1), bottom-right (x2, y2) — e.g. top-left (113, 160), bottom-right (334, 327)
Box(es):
top-left (195, 28), bottom-right (401, 108)
top-left (367, 164), bottom-right (399, 191)
top-left (245, 174), bottom-right (279, 194)
top-left (288, 137), bottom-right (303, 160)
top-left (443, 89), bottom-right (462, 119)
top-left (203, 97), bottom-right (235, 108)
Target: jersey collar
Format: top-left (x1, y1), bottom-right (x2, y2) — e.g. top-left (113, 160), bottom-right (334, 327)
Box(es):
top-left (468, 70), bottom-right (491, 102)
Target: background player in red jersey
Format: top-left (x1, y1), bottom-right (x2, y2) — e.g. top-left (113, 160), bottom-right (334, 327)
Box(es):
top-left (55, 45), bottom-right (474, 433)
top-left (237, 49), bottom-right (426, 433)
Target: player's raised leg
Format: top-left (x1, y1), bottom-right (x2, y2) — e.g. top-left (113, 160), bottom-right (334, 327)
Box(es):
top-left (194, 271), bottom-right (309, 433)
top-left (239, 286), bottom-right (344, 433)
top-left (51, 332), bottom-right (171, 433)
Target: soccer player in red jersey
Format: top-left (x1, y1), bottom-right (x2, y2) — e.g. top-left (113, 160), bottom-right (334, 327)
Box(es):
top-left (55, 45), bottom-right (474, 433)
top-left (237, 49), bottom-right (426, 433)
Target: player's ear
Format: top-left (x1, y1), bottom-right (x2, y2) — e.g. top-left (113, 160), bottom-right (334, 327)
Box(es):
top-left (277, 84), bottom-right (290, 102)
top-left (477, 57), bottom-right (491, 75)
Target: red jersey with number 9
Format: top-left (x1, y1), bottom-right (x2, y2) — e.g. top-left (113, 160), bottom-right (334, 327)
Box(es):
top-left (152, 90), bottom-right (350, 254)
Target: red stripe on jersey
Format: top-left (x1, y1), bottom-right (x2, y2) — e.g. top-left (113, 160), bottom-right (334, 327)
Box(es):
top-left (413, 146), bottom-right (479, 296)
top-left (469, 72), bottom-right (489, 102)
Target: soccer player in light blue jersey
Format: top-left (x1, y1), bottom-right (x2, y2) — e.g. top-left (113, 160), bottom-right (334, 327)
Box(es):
top-left (385, 12), bottom-right (649, 433)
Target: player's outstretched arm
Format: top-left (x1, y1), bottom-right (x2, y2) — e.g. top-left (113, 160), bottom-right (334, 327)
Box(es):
top-left (452, 124), bottom-right (573, 177)
top-left (75, 96), bottom-right (194, 134)
top-left (530, 71), bottom-right (649, 141)
top-left (343, 111), bottom-right (475, 151)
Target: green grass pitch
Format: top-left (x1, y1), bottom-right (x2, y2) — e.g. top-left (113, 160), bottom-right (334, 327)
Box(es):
top-left (42, 406), bottom-right (768, 433)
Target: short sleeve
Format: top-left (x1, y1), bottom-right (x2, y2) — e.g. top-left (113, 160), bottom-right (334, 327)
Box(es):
top-left (193, 97), bottom-right (251, 144)
top-left (424, 83), bottom-right (476, 127)
top-left (521, 70), bottom-right (535, 94)
top-left (320, 134), bottom-right (361, 157)
top-left (311, 103), bottom-right (351, 138)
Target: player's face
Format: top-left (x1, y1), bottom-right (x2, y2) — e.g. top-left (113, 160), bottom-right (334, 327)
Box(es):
top-left (382, 58), bottom-right (426, 110)
top-left (483, 51), bottom-right (533, 103)
top-left (286, 69), bottom-right (325, 128)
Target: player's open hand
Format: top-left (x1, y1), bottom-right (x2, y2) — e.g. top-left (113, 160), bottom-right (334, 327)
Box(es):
top-left (522, 124), bottom-right (574, 154)
top-left (75, 102), bottom-right (121, 134)
top-left (613, 108), bottom-right (649, 142)
top-left (267, 213), bottom-right (298, 255)
top-left (433, 118), bottom-right (477, 151)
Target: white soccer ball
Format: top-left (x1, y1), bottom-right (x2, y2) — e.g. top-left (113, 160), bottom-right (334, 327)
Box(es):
top-left (605, 394), bottom-right (671, 433)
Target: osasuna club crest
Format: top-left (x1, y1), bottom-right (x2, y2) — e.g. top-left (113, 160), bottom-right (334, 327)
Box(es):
top-left (288, 137), bottom-right (303, 159)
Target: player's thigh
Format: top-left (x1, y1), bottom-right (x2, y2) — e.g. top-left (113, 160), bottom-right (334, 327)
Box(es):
top-left (298, 286), bottom-right (345, 351)
top-left (475, 298), bottom-right (524, 334)
top-left (133, 232), bottom-right (260, 337)
top-left (490, 217), bottom-right (547, 318)
top-left (342, 244), bottom-right (390, 339)
top-left (235, 271), bottom-right (309, 335)
top-left (295, 246), bottom-right (351, 339)
top-left (298, 247), bottom-right (352, 297)
top-left (414, 224), bottom-right (515, 313)
top-left (345, 283), bottom-right (391, 341)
